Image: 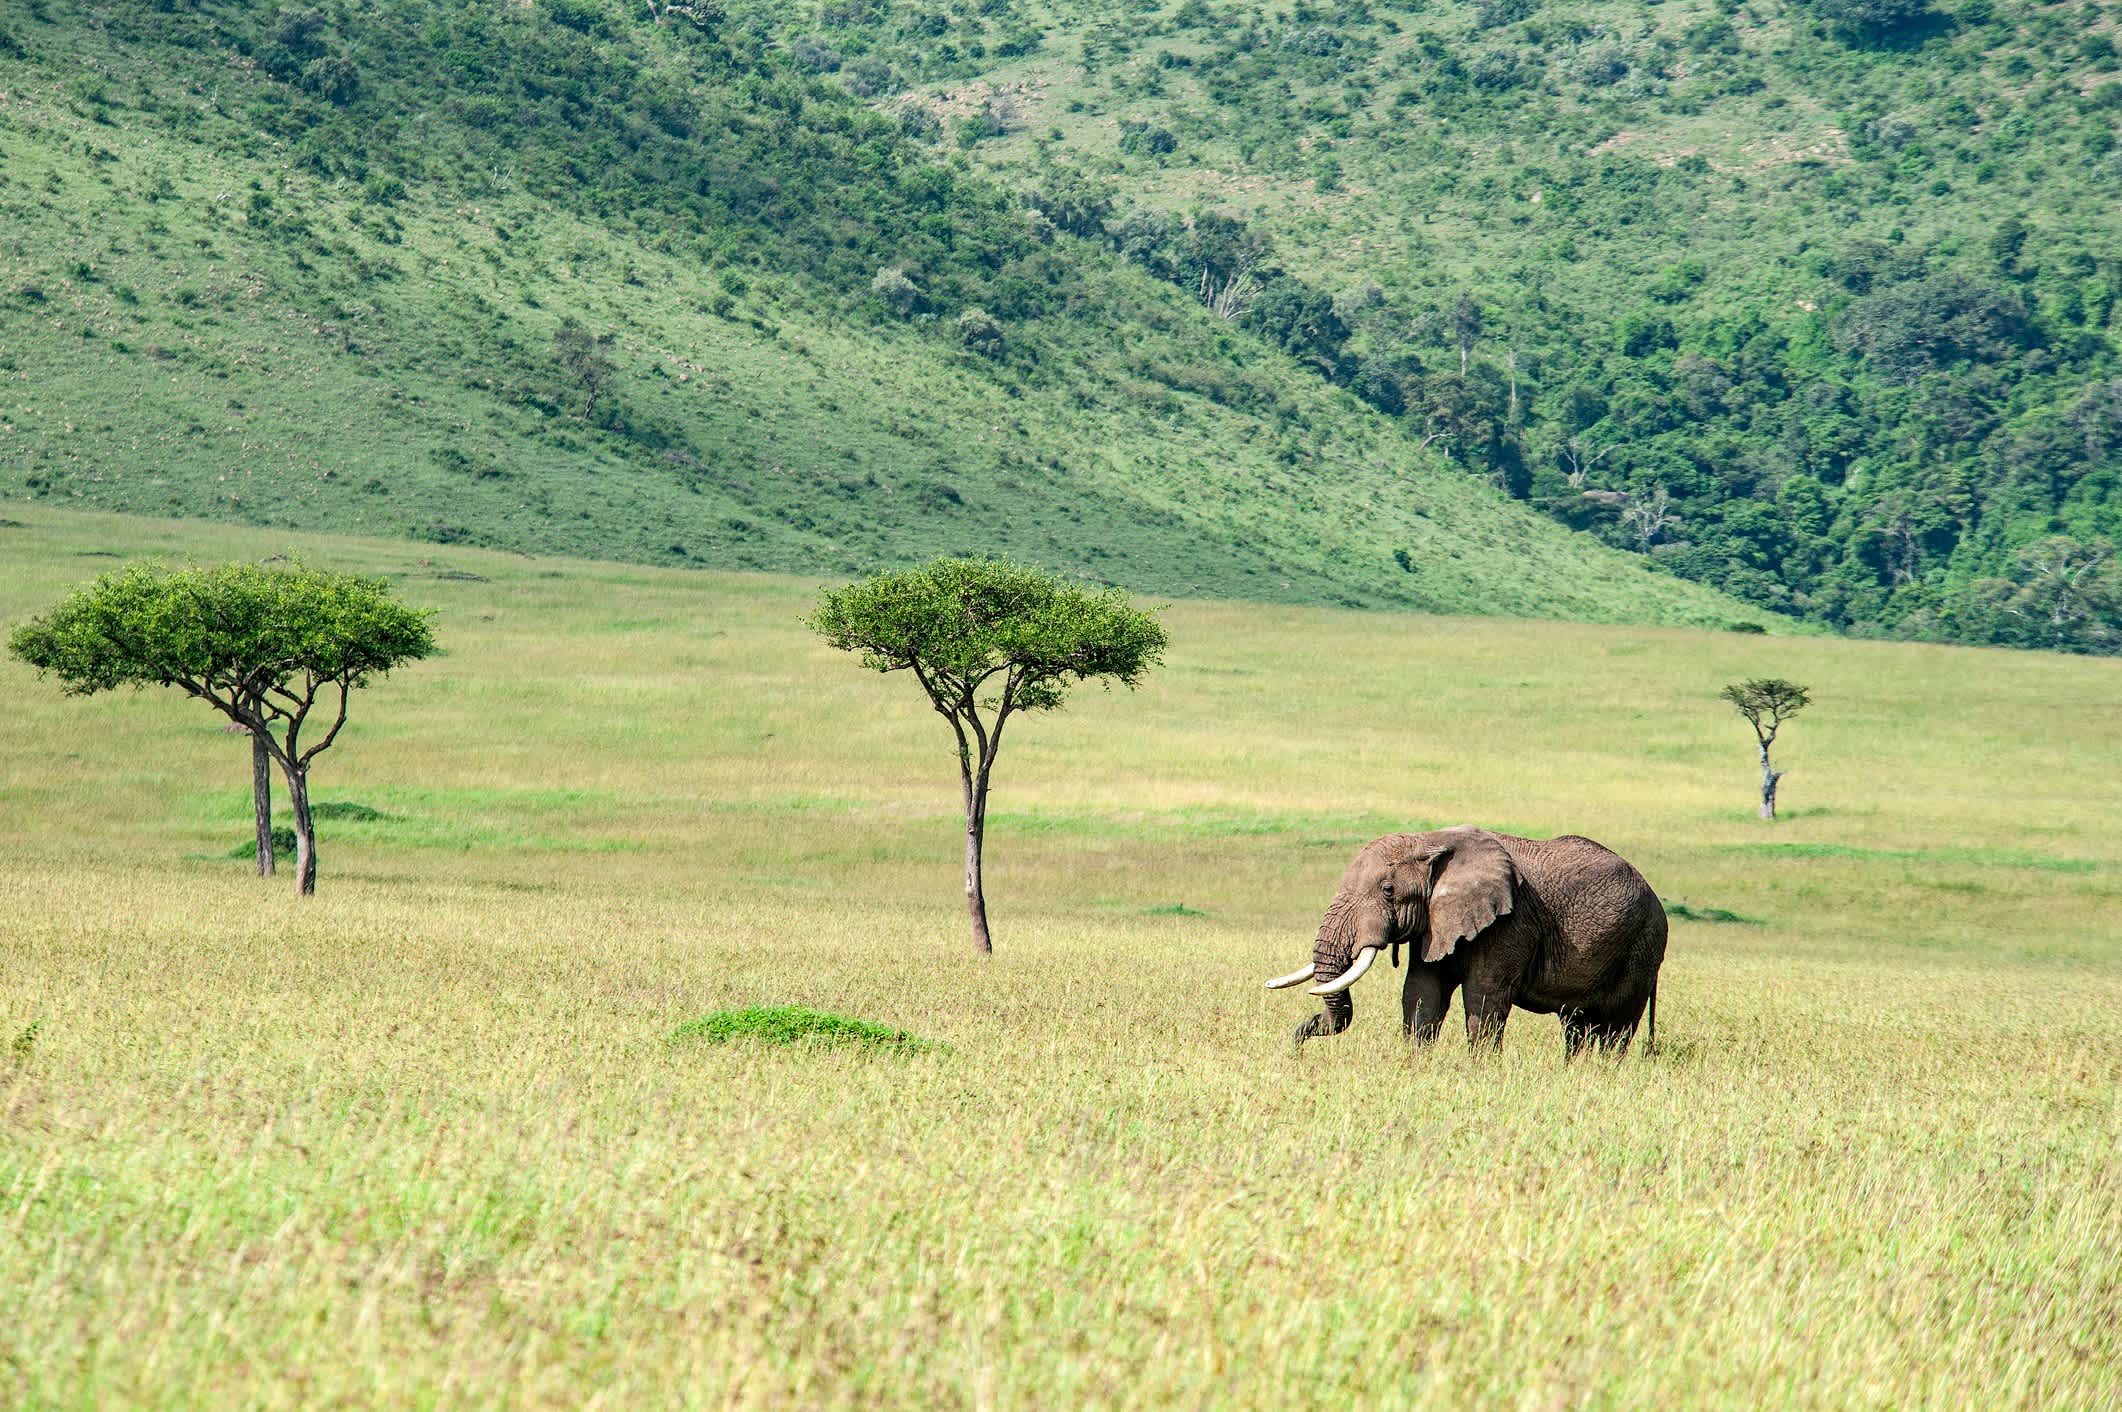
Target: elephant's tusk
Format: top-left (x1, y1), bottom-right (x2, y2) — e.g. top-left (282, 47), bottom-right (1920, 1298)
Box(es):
top-left (1308, 947), bottom-right (1379, 996)
top-left (1263, 962), bottom-right (1317, 990)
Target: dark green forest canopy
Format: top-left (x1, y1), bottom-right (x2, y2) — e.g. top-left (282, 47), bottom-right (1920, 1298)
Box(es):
top-left (2, 0), bottom-right (2118, 650)
top-left (729, 0), bottom-right (2122, 652)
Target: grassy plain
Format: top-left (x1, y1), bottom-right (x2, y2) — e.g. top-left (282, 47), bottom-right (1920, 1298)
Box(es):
top-left (2, 508), bottom-right (2118, 1408)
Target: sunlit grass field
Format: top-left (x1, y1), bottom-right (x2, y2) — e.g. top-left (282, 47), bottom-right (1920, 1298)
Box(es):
top-left (3, 508), bottom-right (2118, 1408)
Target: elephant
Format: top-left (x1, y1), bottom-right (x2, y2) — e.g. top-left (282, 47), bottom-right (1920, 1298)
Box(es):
top-left (1264, 827), bottom-right (1666, 1058)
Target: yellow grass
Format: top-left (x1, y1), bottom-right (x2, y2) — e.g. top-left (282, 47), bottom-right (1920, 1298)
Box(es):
top-left (2, 508), bottom-right (2118, 1407)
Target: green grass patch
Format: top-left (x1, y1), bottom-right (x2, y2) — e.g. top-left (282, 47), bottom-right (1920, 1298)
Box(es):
top-left (309, 801), bottom-right (389, 823)
top-left (995, 806), bottom-right (1420, 842)
top-left (668, 1006), bottom-right (945, 1054)
top-left (1729, 842), bottom-right (2102, 873)
top-left (1141, 903), bottom-right (1209, 916)
top-left (176, 785), bottom-right (638, 855)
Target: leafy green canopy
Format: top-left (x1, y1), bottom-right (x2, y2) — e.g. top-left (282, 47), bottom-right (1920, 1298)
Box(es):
top-left (9, 561), bottom-right (435, 712)
top-left (809, 558), bottom-right (1166, 717)
top-left (1720, 678), bottom-right (1812, 745)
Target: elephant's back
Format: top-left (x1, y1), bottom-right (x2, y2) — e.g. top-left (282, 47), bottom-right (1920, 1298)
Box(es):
top-left (1513, 832), bottom-right (1648, 889)
top-left (1516, 833), bottom-right (1666, 959)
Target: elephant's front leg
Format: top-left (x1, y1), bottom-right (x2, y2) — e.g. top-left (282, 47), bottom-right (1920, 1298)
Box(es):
top-left (1463, 987), bottom-right (1513, 1049)
top-left (1401, 967), bottom-right (1452, 1045)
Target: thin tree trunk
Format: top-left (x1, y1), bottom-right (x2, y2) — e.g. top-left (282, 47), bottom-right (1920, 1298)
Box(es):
top-left (285, 761), bottom-right (317, 896)
top-left (251, 728), bottom-right (276, 876)
top-left (962, 758), bottom-right (992, 955)
top-left (1758, 743), bottom-right (1780, 821)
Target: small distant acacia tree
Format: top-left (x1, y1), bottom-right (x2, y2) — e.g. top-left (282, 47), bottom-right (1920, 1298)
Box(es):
top-left (1621, 484), bottom-right (1674, 551)
top-left (870, 266), bottom-right (922, 317)
top-left (1721, 678), bottom-right (1811, 820)
top-left (9, 562), bottom-right (436, 895)
top-left (552, 319), bottom-right (615, 418)
top-left (809, 558), bottom-right (1167, 955)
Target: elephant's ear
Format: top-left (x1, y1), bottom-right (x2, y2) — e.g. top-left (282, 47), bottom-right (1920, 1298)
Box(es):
top-left (1422, 829), bottom-right (1517, 964)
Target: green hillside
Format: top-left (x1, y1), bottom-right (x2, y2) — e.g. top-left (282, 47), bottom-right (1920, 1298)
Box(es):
top-left (7, 1), bottom-right (2119, 645)
top-left (0, 0), bottom-right (1753, 626)
top-left (730, 0), bottom-right (2122, 650)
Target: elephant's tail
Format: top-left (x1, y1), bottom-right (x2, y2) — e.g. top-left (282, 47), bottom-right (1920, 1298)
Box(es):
top-left (1646, 976), bottom-right (1658, 1053)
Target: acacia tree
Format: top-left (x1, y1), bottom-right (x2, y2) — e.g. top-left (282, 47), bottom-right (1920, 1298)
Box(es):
top-left (809, 558), bottom-right (1167, 955)
top-left (9, 562), bottom-right (436, 894)
top-left (1720, 678), bottom-right (1811, 821)
top-left (1449, 291), bottom-right (1483, 375)
top-left (552, 319), bottom-right (615, 418)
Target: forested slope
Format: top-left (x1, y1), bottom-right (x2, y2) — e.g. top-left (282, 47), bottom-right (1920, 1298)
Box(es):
top-left (0, 0), bottom-right (1759, 624)
top-left (16, 2), bottom-right (2122, 649)
top-left (736, 0), bottom-right (2122, 650)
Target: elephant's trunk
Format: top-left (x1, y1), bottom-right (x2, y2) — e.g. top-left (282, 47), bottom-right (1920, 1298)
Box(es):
top-left (1289, 887), bottom-right (1377, 1044)
top-left (1293, 987), bottom-right (1353, 1046)
top-left (1309, 945), bottom-right (1377, 994)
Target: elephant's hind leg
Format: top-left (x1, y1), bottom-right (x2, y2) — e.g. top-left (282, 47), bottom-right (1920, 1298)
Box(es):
top-left (1402, 968), bottom-right (1453, 1045)
top-left (1566, 996), bottom-right (1650, 1059)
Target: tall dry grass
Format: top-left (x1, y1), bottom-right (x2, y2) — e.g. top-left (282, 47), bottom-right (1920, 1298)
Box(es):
top-left (2, 509), bottom-right (2117, 1407)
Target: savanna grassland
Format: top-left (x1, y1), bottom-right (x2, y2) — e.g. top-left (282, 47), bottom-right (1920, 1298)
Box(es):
top-left (3, 508), bottom-right (2118, 1407)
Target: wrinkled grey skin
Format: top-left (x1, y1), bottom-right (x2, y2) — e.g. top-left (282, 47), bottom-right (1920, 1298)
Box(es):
top-left (1284, 827), bottom-right (1666, 1058)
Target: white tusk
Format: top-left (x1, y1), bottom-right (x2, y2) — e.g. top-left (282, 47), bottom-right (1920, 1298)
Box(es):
top-left (1263, 962), bottom-right (1317, 990)
top-left (1308, 947), bottom-right (1379, 996)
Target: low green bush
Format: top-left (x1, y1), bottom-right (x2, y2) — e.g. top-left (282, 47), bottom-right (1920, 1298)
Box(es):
top-left (669, 1006), bottom-right (945, 1053)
